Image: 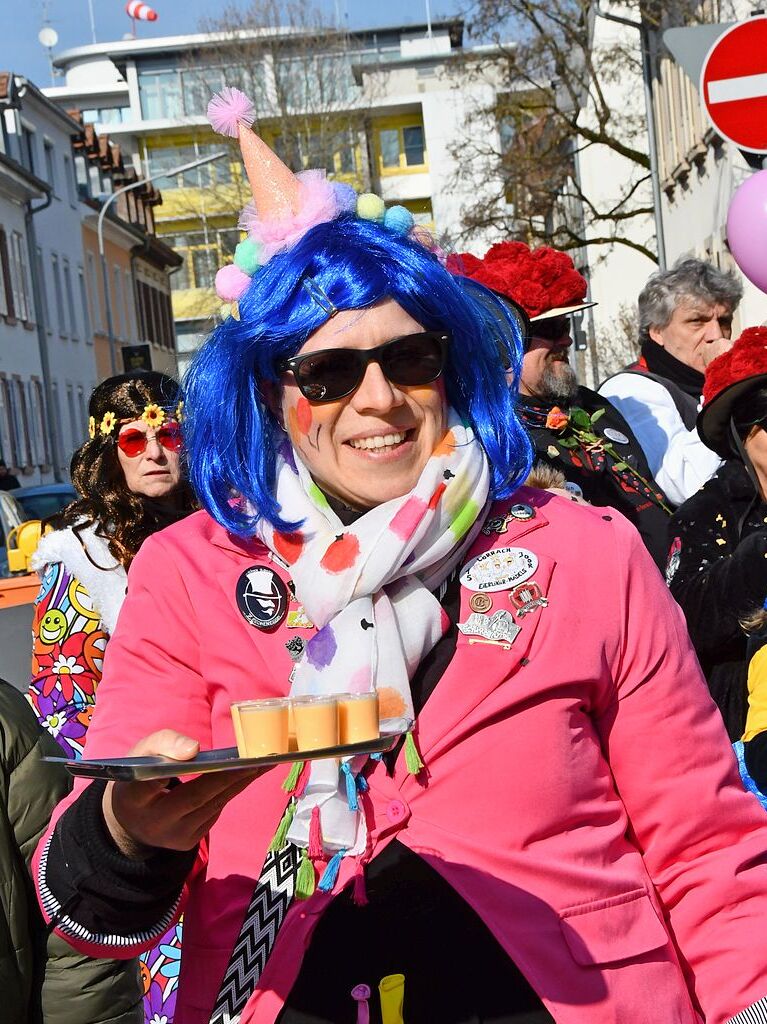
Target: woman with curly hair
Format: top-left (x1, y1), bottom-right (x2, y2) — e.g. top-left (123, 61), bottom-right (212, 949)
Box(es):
top-left (26, 370), bottom-right (194, 1024)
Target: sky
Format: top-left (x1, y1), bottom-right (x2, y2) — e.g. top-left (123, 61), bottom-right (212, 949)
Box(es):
top-left (4, 0), bottom-right (466, 88)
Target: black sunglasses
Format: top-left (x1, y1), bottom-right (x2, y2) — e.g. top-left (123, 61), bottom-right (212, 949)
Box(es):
top-left (531, 316), bottom-right (571, 342)
top-left (277, 331), bottom-right (450, 403)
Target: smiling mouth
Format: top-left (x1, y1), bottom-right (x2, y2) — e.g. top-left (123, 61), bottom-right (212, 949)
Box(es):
top-left (347, 429), bottom-right (412, 452)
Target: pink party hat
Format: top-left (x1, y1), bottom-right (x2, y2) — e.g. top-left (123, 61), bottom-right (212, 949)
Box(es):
top-left (207, 86), bottom-right (300, 220)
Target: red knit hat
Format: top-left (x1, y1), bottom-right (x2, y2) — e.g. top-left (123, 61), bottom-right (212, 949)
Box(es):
top-left (447, 241), bottom-right (595, 321)
top-left (698, 326), bottom-right (767, 457)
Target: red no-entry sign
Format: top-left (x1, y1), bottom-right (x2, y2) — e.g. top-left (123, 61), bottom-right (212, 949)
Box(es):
top-left (701, 15), bottom-right (767, 154)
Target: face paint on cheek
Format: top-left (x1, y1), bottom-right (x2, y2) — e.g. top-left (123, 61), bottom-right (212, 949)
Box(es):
top-left (296, 397), bottom-right (313, 434)
top-left (286, 396), bottom-right (313, 442)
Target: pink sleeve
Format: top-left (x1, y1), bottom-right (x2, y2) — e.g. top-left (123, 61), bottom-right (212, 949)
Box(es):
top-left (33, 533), bottom-right (210, 957)
top-left (597, 518), bottom-right (767, 1024)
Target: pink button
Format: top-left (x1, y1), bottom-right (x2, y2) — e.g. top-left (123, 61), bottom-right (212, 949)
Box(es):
top-left (386, 799), bottom-right (407, 824)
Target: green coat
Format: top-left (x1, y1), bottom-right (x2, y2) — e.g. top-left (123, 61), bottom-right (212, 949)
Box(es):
top-left (0, 681), bottom-right (142, 1024)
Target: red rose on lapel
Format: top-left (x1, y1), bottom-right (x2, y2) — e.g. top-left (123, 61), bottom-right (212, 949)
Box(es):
top-left (545, 407), bottom-right (570, 432)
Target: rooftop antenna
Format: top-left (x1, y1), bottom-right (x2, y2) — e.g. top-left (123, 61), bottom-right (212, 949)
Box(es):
top-left (38, 3), bottom-right (59, 86)
top-left (425, 0), bottom-right (433, 38)
top-left (87, 0), bottom-right (97, 43)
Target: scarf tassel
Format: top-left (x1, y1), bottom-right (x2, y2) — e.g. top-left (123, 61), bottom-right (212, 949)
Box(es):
top-left (352, 857), bottom-right (368, 907)
top-left (267, 799), bottom-right (296, 853)
top-left (404, 732), bottom-right (424, 775)
top-left (308, 805), bottom-right (324, 859)
top-left (317, 848), bottom-right (345, 893)
top-left (341, 762), bottom-right (359, 811)
top-left (282, 760), bottom-right (304, 794)
top-left (295, 847), bottom-right (316, 900)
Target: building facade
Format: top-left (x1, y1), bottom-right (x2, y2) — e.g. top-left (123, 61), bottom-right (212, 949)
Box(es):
top-left (1, 72), bottom-right (180, 485)
top-left (45, 19), bottom-right (505, 372)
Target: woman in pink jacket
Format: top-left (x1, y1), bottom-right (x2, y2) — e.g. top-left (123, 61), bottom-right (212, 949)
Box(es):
top-left (34, 91), bottom-right (767, 1024)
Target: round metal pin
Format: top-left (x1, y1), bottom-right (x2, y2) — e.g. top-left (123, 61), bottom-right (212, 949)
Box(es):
top-left (469, 593), bottom-right (493, 614)
top-left (510, 503), bottom-right (535, 521)
top-left (603, 427), bottom-right (629, 445)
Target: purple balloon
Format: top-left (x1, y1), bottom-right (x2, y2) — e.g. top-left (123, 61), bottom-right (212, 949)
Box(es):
top-left (727, 170), bottom-right (767, 294)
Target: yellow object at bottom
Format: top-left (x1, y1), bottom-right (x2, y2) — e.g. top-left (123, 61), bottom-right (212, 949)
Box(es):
top-left (379, 973), bottom-right (405, 1024)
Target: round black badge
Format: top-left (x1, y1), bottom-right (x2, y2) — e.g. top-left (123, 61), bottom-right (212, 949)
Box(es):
top-left (236, 566), bottom-right (289, 630)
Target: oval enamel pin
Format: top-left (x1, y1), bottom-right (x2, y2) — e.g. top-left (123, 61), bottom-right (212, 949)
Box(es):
top-left (236, 566), bottom-right (289, 630)
top-left (460, 547), bottom-right (538, 592)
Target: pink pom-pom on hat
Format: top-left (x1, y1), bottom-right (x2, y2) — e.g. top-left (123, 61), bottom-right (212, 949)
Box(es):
top-left (207, 87), bottom-right (255, 139)
top-left (215, 264), bottom-right (251, 302)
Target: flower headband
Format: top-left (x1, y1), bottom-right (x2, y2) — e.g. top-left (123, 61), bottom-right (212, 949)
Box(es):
top-left (207, 87), bottom-right (443, 316)
top-left (88, 401), bottom-right (184, 440)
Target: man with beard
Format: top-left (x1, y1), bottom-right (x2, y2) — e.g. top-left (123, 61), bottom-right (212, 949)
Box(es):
top-left (449, 242), bottom-right (672, 570)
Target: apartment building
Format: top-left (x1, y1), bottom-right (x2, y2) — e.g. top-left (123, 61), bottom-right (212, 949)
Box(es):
top-left (46, 19), bottom-right (506, 371)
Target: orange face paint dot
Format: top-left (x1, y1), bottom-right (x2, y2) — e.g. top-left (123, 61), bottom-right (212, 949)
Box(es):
top-left (274, 529), bottom-right (305, 565)
top-left (433, 429), bottom-right (456, 458)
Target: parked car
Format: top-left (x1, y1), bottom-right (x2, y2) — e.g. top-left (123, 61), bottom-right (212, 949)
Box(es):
top-left (9, 483), bottom-right (76, 522)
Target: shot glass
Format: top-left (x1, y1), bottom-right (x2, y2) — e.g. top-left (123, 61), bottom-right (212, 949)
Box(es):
top-left (231, 698), bottom-right (290, 758)
top-left (292, 695), bottom-right (339, 751)
top-left (338, 691), bottom-right (380, 744)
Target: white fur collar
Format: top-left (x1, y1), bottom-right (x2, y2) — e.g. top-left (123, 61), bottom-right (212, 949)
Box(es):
top-left (31, 523), bottom-right (128, 635)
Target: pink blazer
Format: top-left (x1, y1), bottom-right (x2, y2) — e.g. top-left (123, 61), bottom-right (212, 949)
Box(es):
top-left (34, 488), bottom-right (767, 1024)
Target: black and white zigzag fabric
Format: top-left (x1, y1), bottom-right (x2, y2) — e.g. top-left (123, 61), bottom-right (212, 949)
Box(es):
top-left (209, 844), bottom-right (300, 1024)
top-left (729, 997), bottom-right (767, 1024)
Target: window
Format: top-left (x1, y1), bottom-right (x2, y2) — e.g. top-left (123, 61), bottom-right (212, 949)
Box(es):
top-left (66, 385), bottom-right (78, 457)
top-left (124, 270), bottom-right (135, 340)
top-left (82, 107), bottom-right (129, 125)
top-left (51, 253), bottom-right (66, 337)
top-left (78, 266), bottom-right (91, 341)
top-left (376, 122), bottom-right (427, 174)
top-left (113, 265), bottom-right (124, 339)
top-left (74, 153), bottom-right (88, 198)
top-left (88, 162), bottom-right (102, 197)
top-left (181, 68), bottom-right (226, 117)
top-left (0, 229), bottom-right (11, 318)
top-left (19, 124), bottom-right (36, 174)
top-left (44, 140), bottom-right (57, 194)
top-left (63, 259), bottom-right (78, 339)
top-left (139, 71), bottom-right (183, 120)
top-left (63, 154), bottom-right (78, 205)
top-left (29, 379), bottom-right (50, 466)
top-left (379, 129), bottom-right (400, 169)
top-left (50, 381), bottom-right (65, 470)
top-left (36, 246), bottom-right (50, 332)
top-left (146, 144), bottom-right (232, 190)
top-left (10, 232), bottom-right (32, 323)
top-left (192, 249), bottom-right (217, 290)
top-left (403, 126), bottom-right (425, 166)
top-left (4, 377), bottom-right (32, 469)
top-left (86, 252), bottom-right (103, 332)
top-left (0, 378), bottom-right (13, 466)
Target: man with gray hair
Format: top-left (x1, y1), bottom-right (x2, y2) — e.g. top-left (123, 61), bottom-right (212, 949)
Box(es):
top-left (599, 257), bottom-right (742, 506)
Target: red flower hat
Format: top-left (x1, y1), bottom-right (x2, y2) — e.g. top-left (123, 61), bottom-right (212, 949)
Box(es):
top-left (698, 326), bottom-right (767, 457)
top-left (447, 241), bottom-right (595, 321)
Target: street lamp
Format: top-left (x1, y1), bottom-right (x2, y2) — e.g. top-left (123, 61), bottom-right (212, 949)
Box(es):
top-left (97, 149), bottom-right (228, 375)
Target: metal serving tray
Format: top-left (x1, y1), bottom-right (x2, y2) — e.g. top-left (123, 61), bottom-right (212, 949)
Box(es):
top-left (43, 717), bottom-right (412, 783)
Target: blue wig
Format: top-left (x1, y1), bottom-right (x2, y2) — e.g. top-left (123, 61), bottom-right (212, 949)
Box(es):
top-left (183, 216), bottom-right (532, 535)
